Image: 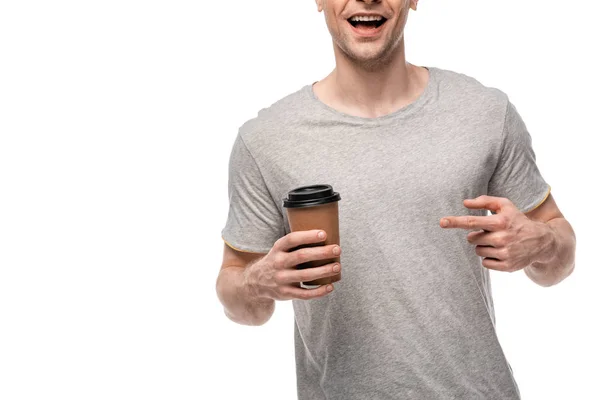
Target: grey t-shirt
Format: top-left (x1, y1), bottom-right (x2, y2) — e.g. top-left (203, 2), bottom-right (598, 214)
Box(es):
top-left (221, 66), bottom-right (550, 399)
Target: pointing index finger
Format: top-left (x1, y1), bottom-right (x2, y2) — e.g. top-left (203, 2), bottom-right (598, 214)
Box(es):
top-left (440, 215), bottom-right (504, 231)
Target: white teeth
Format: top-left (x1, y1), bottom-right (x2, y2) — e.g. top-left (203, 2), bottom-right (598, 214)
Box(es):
top-left (350, 15), bottom-right (383, 22)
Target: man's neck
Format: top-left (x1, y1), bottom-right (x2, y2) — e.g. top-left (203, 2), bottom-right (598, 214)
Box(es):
top-left (313, 39), bottom-right (428, 119)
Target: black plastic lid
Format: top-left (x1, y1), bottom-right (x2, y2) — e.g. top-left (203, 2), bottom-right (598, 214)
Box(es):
top-left (283, 184), bottom-right (341, 208)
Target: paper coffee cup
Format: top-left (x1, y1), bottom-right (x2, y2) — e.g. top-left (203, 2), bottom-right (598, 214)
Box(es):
top-left (283, 184), bottom-right (342, 288)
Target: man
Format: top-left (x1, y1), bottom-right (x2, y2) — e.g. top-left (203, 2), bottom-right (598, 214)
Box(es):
top-left (216, 0), bottom-right (577, 398)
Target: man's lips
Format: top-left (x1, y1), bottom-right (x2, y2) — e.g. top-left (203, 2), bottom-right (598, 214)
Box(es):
top-left (346, 16), bottom-right (388, 38)
top-left (347, 16), bottom-right (388, 28)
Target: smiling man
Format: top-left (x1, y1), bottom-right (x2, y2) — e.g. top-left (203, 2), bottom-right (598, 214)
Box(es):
top-left (217, 0), bottom-right (577, 399)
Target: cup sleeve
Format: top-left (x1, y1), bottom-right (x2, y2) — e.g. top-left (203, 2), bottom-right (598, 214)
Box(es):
top-left (487, 100), bottom-right (551, 214)
top-left (220, 134), bottom-right (284, 253)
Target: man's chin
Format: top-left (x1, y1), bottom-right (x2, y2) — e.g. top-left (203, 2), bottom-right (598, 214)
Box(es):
top-left (346, 48), bottom-right (389, 66)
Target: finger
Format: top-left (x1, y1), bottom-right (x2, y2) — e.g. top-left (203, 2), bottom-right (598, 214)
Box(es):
top-left (280, 283), bottom-right (334, 300)
top-left (467, 230), bottom-right (508, 247)
top-left (463, 195), bottom-right (514, 213)
top-left (284, 243), bottom-right (341, 269)
top-left (440, 215), bottom-right (505, 231)
top-left (480, 257), bottom-right (509, 272)
top-left (475, 245), bottom-right (506, 260)
top-left (276, 262), bottom-right (341, 284)
top-left (274, 229), bottom-right (327, 252)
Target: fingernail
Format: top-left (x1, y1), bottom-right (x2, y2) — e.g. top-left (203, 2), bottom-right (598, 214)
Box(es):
top-left (333, 263), bottom-right (340, 272)
top-left (326, 285), bottom-right (333, 292)
top-left (441, 219), bottom-right (449, 227)
top-left (333, 246), bottom-right (341, 255)
top-left (318, 231), bottom-right (325, 239)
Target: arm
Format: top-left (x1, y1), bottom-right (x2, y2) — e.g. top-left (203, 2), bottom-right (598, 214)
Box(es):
top-left (523, 193), bottom-right (576, 287)
top-left (216, 231), bottom-right (341, 326)
top-left (217, 134), bottom-right (337, 324)
top-left (482, 98), bottom-right (575, 286)
top-left (216, 243), bottom-right (275, 326)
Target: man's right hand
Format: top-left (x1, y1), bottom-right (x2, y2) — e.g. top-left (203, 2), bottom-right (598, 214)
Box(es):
top-left (243, 229), bottom-right (342, 301)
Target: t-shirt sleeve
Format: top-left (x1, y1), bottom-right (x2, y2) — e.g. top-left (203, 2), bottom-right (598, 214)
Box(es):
top-left (487, 100), bottom-right (551, 214)
top-left (221, 133), bottom-right (284, 253)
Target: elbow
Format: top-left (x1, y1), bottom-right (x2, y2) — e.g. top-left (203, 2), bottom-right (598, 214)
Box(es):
top-left (215, 272), bottom-right (227, 307)
top-left (526, 262), bottom-right (575, 288)
top-left (534, 279), bottom-right (558, 288)
top-left (563, 261), bottom-right (576, 282)
top-left (215, 270), bottom-right (275, 326)
top-left (224, 307), bottom-right (274, 327)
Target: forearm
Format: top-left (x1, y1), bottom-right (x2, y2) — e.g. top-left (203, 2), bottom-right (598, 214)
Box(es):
top-left (216, 264), bottom-right (275, 326)
top-left (525, 217), bottom-right (576, 287)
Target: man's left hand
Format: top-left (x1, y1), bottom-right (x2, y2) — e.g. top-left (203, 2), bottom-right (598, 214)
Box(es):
top-left (440, 195), bottom-right (556, 272)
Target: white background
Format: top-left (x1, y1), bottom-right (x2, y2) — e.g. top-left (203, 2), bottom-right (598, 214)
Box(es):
top-left (1, 1), bottom-right (598, 399)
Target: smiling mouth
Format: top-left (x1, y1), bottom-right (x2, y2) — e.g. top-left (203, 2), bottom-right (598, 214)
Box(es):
top-left (347, 16), bottom-right (388, 30)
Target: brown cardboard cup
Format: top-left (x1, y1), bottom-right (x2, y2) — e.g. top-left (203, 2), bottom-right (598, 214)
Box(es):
top-left (283, 185), bottom-right (341, 289)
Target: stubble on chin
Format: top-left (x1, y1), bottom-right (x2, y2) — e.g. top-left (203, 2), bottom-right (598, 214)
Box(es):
top-left (337, 33), bottom-right (403, 72)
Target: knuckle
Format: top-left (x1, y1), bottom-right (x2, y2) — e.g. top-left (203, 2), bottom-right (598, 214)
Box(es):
top-left (298, 269), bottom-right (313, 282)
top-left (274, 237), bottom-right (283, 248)
top-left (275, 236), bottom-right (288, 251)
top-left (322, 265), bottom-right (334, 277)
top-left (309, 286), bottom-right (326, 299)
top-left (273, 271), bottom-right (285, 284)
top-left (496, 233), bottom-right (508, 247)
top-left (296, 249), bottom-right (309, 263)
top-left (272, 253), bottom-right (285, 269)
top-left (467, 216), bottom-right (475, 229)
top-left (499, 215), bottom-right (510, 229)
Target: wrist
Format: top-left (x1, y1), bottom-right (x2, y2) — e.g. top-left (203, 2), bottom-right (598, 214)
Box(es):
top-left (532, 221), bottom-right (559, 267)
top-left (242, 263), bottom-right (271, 303)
